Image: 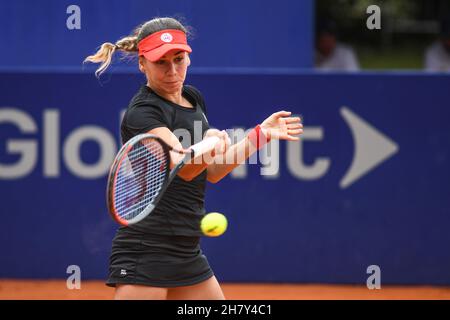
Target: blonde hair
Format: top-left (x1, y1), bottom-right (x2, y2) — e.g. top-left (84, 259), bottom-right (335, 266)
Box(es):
top-left (84, 17), bottom-right (189, 78)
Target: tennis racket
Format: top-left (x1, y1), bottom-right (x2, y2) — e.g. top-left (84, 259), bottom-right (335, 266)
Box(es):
top-left (106, 133), bottom-right (220, 226)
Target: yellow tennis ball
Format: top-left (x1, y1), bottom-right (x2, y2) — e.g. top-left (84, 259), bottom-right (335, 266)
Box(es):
top-left (201, 212), bottom-right (228, 237)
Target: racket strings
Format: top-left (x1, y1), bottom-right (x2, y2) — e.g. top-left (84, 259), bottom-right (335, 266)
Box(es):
top-left (114, 157), bottom-right (163, 202)
top-left (114, 139), bottom-right (168, 220)
top-left (115, 145), bottom-right (166, 219)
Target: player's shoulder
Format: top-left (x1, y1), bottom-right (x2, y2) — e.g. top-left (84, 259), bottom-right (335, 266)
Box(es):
top-left (129, 85), bottom-right (162, 108)
top-left (183, 84), bottom-right (203, 102)
top-left (124, 86), bottom-right (169, 123)
top-left (183, 84), bottom-right (207, 113)
top-left (126, 86), bottom-right (170, 116)
top-left (183, 84), bottom-right (202, 95)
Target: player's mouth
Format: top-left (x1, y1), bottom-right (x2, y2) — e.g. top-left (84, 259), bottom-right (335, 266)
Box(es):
top-left (164, 80), bottom-right (181, 85)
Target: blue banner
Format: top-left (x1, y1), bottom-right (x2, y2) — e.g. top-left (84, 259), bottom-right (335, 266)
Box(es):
top-left (1, 72), bottom-right (449, 285)
top-left (0, 0), bottom-right (313, 71)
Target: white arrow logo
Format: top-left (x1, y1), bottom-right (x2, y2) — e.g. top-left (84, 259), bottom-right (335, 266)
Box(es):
top-left (340, 106), bottom-right (399, 189)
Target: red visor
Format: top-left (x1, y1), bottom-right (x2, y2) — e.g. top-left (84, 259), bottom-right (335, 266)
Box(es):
top-left (138, 29), bottom-right (192, 62)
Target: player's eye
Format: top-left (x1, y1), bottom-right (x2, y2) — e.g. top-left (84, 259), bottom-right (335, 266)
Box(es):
top-left (156, 60), bottom-right (166, 65)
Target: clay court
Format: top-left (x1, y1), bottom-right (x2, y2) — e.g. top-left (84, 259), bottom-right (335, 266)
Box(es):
top-left (1, 280), bottom-right (450, 300)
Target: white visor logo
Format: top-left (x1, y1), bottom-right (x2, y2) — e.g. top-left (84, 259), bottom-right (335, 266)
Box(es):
top-left (161, 33), bottom-right (173, 43)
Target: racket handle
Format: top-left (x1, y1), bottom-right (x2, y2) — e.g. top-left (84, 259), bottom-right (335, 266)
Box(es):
top-left (190, 136), bottom-right (221, 156)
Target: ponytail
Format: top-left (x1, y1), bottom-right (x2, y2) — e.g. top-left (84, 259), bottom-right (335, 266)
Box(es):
top-left (84, 35), bottom-right (138, 77)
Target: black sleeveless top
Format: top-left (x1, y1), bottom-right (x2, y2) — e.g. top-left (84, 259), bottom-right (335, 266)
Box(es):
top-left (119, 84), bottom-right (210, 237)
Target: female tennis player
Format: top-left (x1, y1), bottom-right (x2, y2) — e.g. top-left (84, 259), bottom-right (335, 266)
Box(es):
top-left (85, 17), bottom-right (303, 300)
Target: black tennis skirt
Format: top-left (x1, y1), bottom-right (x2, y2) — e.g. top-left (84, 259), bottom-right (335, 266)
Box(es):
top-left (106, 229), bottom-right (214, 288)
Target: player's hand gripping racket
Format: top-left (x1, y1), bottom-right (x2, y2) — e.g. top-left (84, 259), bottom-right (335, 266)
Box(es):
top-left (106, 133), bottom-right (220, 226)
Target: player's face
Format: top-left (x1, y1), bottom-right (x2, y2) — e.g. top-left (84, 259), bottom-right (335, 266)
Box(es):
top-left (140, 50), bottom-right (190, 95)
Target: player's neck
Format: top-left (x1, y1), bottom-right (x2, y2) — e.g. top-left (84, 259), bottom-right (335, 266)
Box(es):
top-left (165, 92), bottom-right (183, 105)
top-left (147, 84), bottom-right (184, 106)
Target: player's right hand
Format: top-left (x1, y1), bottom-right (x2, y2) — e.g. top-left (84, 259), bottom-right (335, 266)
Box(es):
top-left (204, 129), bottom-right (231, 155)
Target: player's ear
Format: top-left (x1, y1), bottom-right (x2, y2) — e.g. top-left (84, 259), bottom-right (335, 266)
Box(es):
top-left (186, 54), bottom-right (191, 67)
top-left (138, 57), bottom-right (146, 73)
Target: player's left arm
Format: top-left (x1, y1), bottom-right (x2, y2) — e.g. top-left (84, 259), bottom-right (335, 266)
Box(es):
top-left (206, 111), bottom-right (303, 183)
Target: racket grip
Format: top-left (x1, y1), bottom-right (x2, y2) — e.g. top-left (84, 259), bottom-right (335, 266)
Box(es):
top-left (190, 136), bottom-right (221, 156)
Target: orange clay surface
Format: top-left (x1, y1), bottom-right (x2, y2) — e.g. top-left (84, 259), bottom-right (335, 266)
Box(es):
top-left (1, 280), bottom-right (450, 300)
